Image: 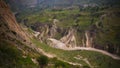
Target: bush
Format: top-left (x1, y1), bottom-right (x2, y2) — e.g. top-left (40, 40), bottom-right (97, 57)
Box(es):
top-left (37, 55), bottom-right (49, 68)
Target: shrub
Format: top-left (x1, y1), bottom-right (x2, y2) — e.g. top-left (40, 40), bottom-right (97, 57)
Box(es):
top-left (37, 55), bottom-right (49, 68)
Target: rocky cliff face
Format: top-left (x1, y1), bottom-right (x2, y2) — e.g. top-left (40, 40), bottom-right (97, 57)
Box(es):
top-left (0, 0), bottom-right (30, 42)
top-left (32, 19), bottom-right (57, 42)
top-left (60, 28), bottom-right (77, 48)
top-left (85, 31), bottom-right (94, 47)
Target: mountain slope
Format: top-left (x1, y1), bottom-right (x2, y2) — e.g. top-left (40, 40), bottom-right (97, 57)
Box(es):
top-left (1, 0), bottom-right (120, 68)
top-left (0, 1), bottom-right (79, 68)
top-left (0, 0), bottom-right (29, 42)
top-left (5, 0), bottom-right (120, 11)
top-left (0, 0), bottom-right (39, 67)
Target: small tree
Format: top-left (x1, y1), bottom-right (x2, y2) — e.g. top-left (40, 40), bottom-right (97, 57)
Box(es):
top-left (37, 55), bottom-right (49, 68)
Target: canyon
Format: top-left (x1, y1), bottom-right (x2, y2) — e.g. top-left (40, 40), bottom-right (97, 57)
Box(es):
top-left (0, 0), bottom-right (120, 68)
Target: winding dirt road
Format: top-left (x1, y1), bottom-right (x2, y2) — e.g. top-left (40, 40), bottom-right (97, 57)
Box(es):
top-left (65, 47), bottom-right (120, 60)
top-left (48, 38), bottom-right (120, 60)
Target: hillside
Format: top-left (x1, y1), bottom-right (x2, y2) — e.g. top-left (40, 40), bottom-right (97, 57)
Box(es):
top-left (0, 0), bottom-right (40, 67)
top-left (1, 0), bottom-right (120, 68)
top-left (16, 6), bottom-right (120, 55)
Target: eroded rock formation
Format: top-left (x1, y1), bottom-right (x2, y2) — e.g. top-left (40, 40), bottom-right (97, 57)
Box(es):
top-left (60, 28), bottom-right (77, 48)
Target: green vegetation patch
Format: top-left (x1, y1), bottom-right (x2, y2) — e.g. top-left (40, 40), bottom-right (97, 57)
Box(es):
top-left (0, 40), bottom-right (38, 68)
